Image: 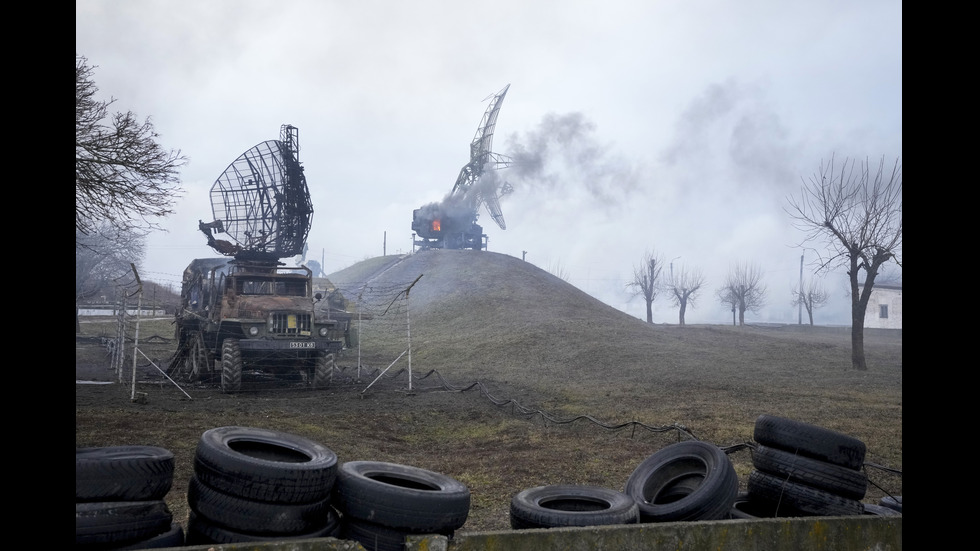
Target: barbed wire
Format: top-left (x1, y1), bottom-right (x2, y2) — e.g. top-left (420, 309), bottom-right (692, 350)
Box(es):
top-left (85, 271), bottom-right (902, 498)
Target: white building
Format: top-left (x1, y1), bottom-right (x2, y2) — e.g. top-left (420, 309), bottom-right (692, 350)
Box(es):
top-left (861, 283), bottom-right (902, 329)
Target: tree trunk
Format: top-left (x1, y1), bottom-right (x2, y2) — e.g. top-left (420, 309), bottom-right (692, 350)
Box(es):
top-left (848, 256), bottom-right (869, 370)
top-left (678, 302), bottom-right (686, 326)
top-left (645, 299), bottom-right (653, 324)
top-left (850, 318), bottom-right (867, 370)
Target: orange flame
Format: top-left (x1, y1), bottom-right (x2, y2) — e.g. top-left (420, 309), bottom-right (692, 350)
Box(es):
top-left (432, 219), bottom-right (441, 232)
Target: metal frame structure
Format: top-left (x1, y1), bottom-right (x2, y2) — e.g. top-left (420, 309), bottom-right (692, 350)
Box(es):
top-left (201, 124), bottom-right (313, 262)
top-left (413, 85), bottom-right (514, 251)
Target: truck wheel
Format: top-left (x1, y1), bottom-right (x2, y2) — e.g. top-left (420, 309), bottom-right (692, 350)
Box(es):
top-left (221, 339), bottom-right (242, 393)
top-left (313, 352), bottom-right (334, 389)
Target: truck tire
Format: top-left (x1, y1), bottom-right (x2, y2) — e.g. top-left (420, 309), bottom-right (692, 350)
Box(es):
top-left (187, 474), bottom-right (334, 535)
top-left (747, 470), bottom-right (864, 517)
top-left (314, 352), bottom-right (334, 389)
top-left (509, 485), bottom-right (639, 529)
top-left (76, 445), bottom-right (175, 502)
top-left (754, 415), bottom-right (867, 470)
top-left (333, 461), bottom-right (471, 532)
top-left (221, 339), bottom-right (243, 393)
top-left (194, 426), bottom-right (338, 504)
top-left (624, 440), bottom-right (739, 522)
top-left (186, 510), bottom-right (340, 545)
top-left (75, 500), bottom-right (173, 547)
top-left (751, 444), bottom-right (868, 500)
top-left (112, 523), bottom-right (185, 549)
top-left (341, 517), bottom-right (432, 551)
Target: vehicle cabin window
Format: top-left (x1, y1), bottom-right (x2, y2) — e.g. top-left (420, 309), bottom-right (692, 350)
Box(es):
top-left (237, 278), bottom-right (307, 297)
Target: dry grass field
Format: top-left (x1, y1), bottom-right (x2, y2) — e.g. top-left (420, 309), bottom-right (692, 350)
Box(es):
top-left (75, 249), bottom-right (902, 533)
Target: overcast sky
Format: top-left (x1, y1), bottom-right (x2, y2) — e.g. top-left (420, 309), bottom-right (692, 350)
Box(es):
top-left (76, 0), bottom-right (902, 325)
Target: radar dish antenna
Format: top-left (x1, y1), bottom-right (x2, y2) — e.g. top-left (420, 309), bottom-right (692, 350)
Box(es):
top-left (451, 84), bottom-right (514, 230)
top-left (199, 124), bottom-right (313, 263)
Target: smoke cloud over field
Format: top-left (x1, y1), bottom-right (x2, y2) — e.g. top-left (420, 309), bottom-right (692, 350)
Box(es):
top-left (503, 112), bottom-right (639, 206)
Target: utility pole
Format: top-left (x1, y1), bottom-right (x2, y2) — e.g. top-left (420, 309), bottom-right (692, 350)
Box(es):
top-left (522, 251), bottom-right (527, 261)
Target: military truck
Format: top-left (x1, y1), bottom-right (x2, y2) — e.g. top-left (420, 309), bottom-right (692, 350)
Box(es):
top-left (174, 258), bottom-right (347, 392)
top-left (170, 124), bottom-right (348, 392)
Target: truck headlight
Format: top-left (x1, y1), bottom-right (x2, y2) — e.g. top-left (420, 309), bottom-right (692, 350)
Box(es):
top-left (318, 327), bottom-right (329, 337)
top-left (248, 326), bottom-right (260, 336)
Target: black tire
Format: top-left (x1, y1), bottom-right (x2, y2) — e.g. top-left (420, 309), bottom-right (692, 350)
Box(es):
top-left (194, 426), bottom-right (338, 504)
top-left (509, 485), bottom-right (639, 529)
top-left (752, 444), bottom-right (868, 500)
top-left (754, 414), bottom-right (867, 470)
top-left (747, 470), bottom-right (864, 517)
top-left (879, 495), bottom-right (903, 513)
top-left (186, 509), bottom-right (340, 545)
top-left (314, 352), bottom-right (334, 389)
top-left (624, 440), bottom-right (739, 522)
top-left (111, 522), bottom-right (185, 549)
top-left (221, 338), bottom-right (243, 393)
top-left (342, 517), bottom-right (426, 551)
top-left (187, 474), bottom-right (334, 535)
top-left (76, 446), bottom-right (175, 502)
top-left (863, 503), bottom-right (901, 516)
top-left (728, 490), bottom-right (802, 519)
top-left (333, 460), bottom-right (471, 532)
top-left (75, 501), bottom-right (173, 546)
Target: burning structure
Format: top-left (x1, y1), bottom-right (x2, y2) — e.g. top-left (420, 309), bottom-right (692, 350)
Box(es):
top-left (412, 84), bottom-right (514, 250)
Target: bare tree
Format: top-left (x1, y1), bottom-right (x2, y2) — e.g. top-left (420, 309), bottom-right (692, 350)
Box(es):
top-left (76, 55), bottom-right (187, 242)
top-left (717, 287), bottom-right (738, 326)
top-left (716, 262), bottom-right (767, 326)
top-left (791, 277), bottom-right (829, 326)
top-left (666, 266), bottom-right (706, 326)
top-left (76, 225), bottom-right (145, 332)
top-left (786, 155), bottom-right (902, 370)
top-left (626, 251), bottom-right (664, 323)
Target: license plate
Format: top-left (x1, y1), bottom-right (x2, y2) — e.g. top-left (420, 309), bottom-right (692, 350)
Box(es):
top-left (289, 342), bottom-right (316, 349)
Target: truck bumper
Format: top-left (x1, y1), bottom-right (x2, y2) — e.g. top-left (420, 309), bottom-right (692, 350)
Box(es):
top-left (237, 339), bottom-right (343, 352)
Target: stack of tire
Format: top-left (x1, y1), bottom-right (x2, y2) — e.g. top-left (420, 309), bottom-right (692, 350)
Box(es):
top-left (76, 445), bottom-right (184, 549)
top-left (743, 414), bottom-right (869, 518)
top-left (185, 426), bottom-right (342, 544)
top-left (331, 461), bottom-right (471, 551)
top-left (509, 485), bottom-right (639, 529)
top-left (623, 440), bottom-right (739, 522)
